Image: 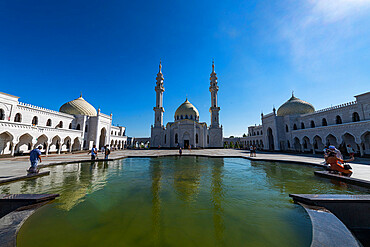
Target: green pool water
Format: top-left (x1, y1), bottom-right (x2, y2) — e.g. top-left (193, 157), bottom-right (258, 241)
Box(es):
top-left (0, 157), bottom-right (367, 247)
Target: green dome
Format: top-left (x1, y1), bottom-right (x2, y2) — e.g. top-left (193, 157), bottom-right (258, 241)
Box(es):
top-left (174, 99), bottom-right (199, 121)
top-left (277, 94), bottom-right (315, 116)
top-left (59, 96), bottom-right (97, 116)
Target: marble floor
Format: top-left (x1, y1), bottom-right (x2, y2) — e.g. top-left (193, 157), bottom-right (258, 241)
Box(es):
top-left (0, 149), bottom-right (369, 183)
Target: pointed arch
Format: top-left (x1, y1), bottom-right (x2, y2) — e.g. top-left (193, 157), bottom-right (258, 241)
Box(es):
top-left (0, 131), bottom-right (14, 155)
top-left (15, 133), bottom-right (33, 154)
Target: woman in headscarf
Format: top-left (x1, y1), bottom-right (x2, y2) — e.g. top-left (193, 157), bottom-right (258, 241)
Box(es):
top-left (325, 149), bottom-right (354, 176)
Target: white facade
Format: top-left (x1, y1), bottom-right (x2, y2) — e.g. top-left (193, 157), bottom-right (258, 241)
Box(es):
top-left (150, 62), bottom-right (223, 148)
top-left (228, 92), bottom-right (370, 156)
top-left (0, 92), bottom-right (127, 156)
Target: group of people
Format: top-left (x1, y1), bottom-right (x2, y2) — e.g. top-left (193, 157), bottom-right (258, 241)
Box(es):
top-left (89, 145), bottom-right (111, 160)
top-left (27, 144), bottom-right (113, 174)
top-left (323, 145), bottom-right (355, 176)
top-left (249, 145), bottom-right (257, 157)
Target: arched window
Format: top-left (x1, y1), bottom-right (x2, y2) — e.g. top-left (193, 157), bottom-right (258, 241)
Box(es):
top-left (175, 134), bottom-right (178, 144)
top-left (301, 122), bottom-right (305, 129)
top-left (257, 131), bottom-right (259, 135)
top-left (57, 121), bottom-right (63, 128)
top-left (293, 124), bottom-right (297, 130)
top-left (207, 135), bottom-right (209, 144)
top-left (196, 134), bottom-right (199, 144)
top-left (180, 115), bottom-right (183, 119)
top-left (336, 115), bottom-right (342, 124)
top-left (352, 112), bottom-right (360, 122)
top-left (190, 115), bottom-right (193, 119)
top-left (164, 134), bottom-right (167, 144)
top-left (76, 124), bottom-right (81, 130)
top-left (303, 140), bottom-right (308, 149)
top-left (261, 131), bottom-right (263, 135)
top-left (310, 120), bottom-right (315, 128)
top-left (32, 116), bottom-right (38, 125)
top-left (185, 115), bottom-right (188, 119)
top-left (85, 125), bottom-right (88, 132)
top-left (0, 109), bottom-right (4, 120)
top-left (285, 125), bottom-right (289, 132)
top-left (46, 119), bottom-right (52, 126)
top-left (14, 113), bottom-right (22, 122)
top-left (322, 118), bottom-right (327, 126)
top-left (177, 116), bottom-right (179, 120)
top-left (69, 123), bottom-right (72, 129)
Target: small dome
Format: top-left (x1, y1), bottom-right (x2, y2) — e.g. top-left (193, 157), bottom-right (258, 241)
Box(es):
top-left (277, 94), bottom-right (315, 116)
top-left (59, 95), bottom-right (97, 116)
top-left (174, 99), bottom-right (199, 121)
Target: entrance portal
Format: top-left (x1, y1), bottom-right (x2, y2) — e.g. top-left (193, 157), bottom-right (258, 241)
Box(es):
top-left (184, 140), bottom-right (189, 149)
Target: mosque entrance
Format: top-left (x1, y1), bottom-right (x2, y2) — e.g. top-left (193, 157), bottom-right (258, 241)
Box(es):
top-left (99, 128), bottom-right (106, 149)
top-left (184, 140), bottom-right (189, 149)
top-left (267, 128), bottom-right (274, 150)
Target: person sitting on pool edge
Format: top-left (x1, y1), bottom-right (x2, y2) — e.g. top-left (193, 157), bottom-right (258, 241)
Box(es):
top-left (325, 149), bottom-right (354, 176)
top-left (27, 145), bottom-right (42, 174)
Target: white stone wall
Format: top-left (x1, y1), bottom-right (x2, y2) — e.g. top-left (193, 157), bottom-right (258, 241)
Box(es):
top-left (0, 92), bottom-right (128, 156)
top-left (254, 92), bottom-right (370, 156)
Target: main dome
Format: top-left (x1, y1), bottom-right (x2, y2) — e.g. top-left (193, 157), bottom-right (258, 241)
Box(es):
top-left (59, 95), bottom-right (97, 116)
top-left (174, 99), bottom-right (199, 121)
top-left (277, 94), bottom-right (315, 116)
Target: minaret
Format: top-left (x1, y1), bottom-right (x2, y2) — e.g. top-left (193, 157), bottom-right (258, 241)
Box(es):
top-left (209, 60), bottom-right (220, 128)
top-left (154, 61), bottom-right (165, 127)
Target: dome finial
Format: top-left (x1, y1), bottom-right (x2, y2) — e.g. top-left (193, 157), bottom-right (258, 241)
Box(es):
top-left (292, 90), bottom-right (294, 97)
top-left (80, 92), bottom-right (82, 98)
top-left (212, 58), bottom-right (215, 72)
top-left (159, 59), bottom-right (162, 73)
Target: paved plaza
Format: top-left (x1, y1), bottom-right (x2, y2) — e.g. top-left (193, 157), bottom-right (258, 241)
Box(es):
top-left (0, 149), bottom-right (369, 183)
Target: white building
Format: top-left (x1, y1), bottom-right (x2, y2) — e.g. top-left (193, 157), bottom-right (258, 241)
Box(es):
top-left (225, 92), bottom-right (370, 157)
top-left (150, 62), bottom-right (223, 148)
top-left (0, 92), bottom-right (127, 156)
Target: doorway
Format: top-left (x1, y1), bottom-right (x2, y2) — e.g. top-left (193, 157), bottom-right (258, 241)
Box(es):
top-left (184, 140), bottom-right (189, 149)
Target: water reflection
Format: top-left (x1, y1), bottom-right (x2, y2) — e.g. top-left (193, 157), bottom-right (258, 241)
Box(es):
top-left (210, 158), bottom-right (225, 246)
top-left (150, 158), bottom-right (162, 244)
top-left (250, 160), bottom-right (370, 194)
top-left (172, 157), bottom-right (202, 202)
top-left (0, 160), bottom-right (122, 211)
top-left (148, 157), bottom-right (225, 246)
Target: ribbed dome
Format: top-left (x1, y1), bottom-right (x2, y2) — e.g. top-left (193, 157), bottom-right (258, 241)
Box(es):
top-left (174, 99), bottom-right (199, 121)
top-left (59, 95), bottom-right (97, 116)
top-left (277, 94), bottom-right (315, 116)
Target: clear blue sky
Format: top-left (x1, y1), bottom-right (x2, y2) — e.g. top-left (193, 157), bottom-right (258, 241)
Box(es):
top-left (1, 0), bottom-right (369, 137)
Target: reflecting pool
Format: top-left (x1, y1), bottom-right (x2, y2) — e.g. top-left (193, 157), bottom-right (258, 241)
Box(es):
top-left (0, 157), bottom-right (367, 247)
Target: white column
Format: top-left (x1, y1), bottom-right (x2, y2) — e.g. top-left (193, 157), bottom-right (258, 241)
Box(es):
top-left (11, 142), bottom-right (16, 156)
top-left (359, 144), bottom-right (364, 157)
top-left (45, 142), bottom-right (51, 156)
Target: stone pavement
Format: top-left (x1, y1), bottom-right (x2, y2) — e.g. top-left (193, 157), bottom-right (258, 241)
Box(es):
top-left (0, 149), bottom-right (369, 182)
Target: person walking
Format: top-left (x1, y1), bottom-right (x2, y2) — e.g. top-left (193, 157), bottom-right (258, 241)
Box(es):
top-left (28, 146), bottom-right (42, 174)
top-left (346, 144), bottom-right (355, 157)
top-left (179, 147), bottom-right (182, 156)
top-left (89, 145), bottom-right (98, 160)
top-left (104, 145), bottom-right (111, 159)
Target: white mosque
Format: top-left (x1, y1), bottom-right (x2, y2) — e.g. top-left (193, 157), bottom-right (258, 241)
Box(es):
top-left (225, 92), bottom-right (370, 156)
top-left (150, 62), bottom-right (223, 148)
top-left (0, 92), bottom-right (127, 156)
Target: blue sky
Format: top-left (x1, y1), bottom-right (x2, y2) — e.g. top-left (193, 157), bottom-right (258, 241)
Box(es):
top-left (1, 0), bottom-right (369, 137)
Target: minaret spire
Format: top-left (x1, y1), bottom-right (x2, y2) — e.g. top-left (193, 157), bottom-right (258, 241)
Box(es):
top-left (153, 60), bottom-right (165, 128)
top-left (209, 60), bottom-right (220, 128)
